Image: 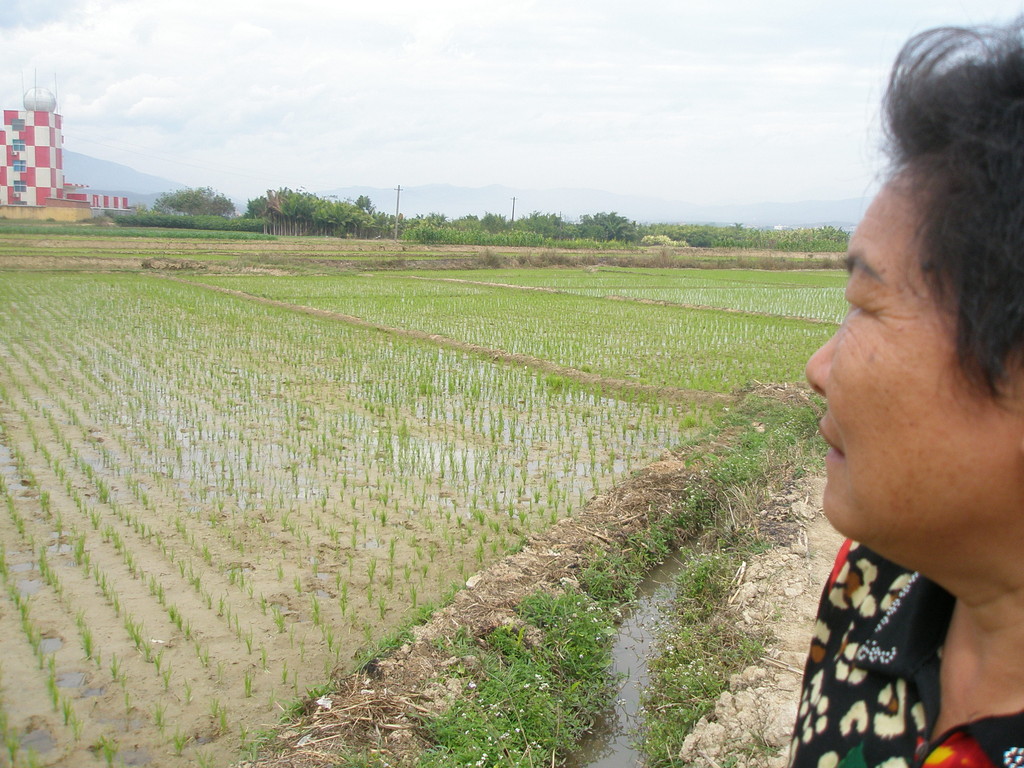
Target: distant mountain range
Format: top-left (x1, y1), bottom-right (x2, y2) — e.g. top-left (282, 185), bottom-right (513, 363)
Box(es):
top-left (63, 151), bottom-right (185, 208)
top-left (63, 151), bottom-right (869, 228)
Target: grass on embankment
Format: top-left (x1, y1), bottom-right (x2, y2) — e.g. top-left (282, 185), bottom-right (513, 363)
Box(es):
top-left (0, 221), bottom-right (843, 273)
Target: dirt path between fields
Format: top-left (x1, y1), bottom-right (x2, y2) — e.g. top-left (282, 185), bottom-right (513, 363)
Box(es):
top-left (167, 276), bottom-right (733, 408)
top-left (395, 274), bottom-right (838, 325)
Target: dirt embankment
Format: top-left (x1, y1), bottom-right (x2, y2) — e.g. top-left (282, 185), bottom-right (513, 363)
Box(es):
top-left (242, 455), bottom-right (706, 767)
top-left (678, 477), bottom-right (841, 768)
top-left (241, 467), bottom-right (840, 768)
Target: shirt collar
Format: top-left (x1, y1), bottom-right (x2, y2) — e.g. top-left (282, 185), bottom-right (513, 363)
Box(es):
top-left (852, 570), bottom-right (954, 677)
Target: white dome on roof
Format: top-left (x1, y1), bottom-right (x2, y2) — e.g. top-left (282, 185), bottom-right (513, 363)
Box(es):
top-left (24, 88), bottom-right (57, 112)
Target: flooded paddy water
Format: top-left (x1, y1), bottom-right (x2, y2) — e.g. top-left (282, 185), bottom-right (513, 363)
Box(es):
top-left (0, 272), bottom-right (714, 767)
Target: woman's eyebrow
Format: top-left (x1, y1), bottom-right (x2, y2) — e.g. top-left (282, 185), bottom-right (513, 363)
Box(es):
top-left (844, 252), bottom-right (883, 282)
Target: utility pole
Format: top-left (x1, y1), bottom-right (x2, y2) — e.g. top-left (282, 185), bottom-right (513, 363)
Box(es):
top-left (393, 185), bottom-right (402, 240)
top-left (510, 196), bottom-right (516, 225)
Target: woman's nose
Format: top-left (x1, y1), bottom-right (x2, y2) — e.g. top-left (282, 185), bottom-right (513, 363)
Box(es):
top-left (805, 333), bottom-right (836, 397)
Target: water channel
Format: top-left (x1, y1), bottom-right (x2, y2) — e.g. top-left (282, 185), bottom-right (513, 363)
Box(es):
top-left (569, 551), bottom-right (687, 768)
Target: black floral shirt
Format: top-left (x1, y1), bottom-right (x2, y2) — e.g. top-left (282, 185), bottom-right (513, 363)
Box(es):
top-left (788, 540), bottom-right (1024, 768)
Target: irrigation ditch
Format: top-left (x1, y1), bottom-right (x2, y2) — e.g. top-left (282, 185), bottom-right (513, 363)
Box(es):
top-left (243, 387), bottom-right (829, 768)
top-left (567, 548), bottom-right (686, 768)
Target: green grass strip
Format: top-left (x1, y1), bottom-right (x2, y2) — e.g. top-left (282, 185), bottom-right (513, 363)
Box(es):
top-left (420, 592), bottom-right (616, 767)
top-left (0, 223), bottom-right (275, 240)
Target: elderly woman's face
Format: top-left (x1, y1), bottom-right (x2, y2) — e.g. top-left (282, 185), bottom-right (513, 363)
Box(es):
top-left (805, 182), bottom-right (1024, 576)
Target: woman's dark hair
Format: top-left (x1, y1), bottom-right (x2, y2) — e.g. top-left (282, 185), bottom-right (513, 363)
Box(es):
top-left (884, 18), bottom-right (1024, 396)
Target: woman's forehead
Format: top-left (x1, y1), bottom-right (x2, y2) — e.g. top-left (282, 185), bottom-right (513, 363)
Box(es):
top-left (848, 183), bottom-right (933, 286)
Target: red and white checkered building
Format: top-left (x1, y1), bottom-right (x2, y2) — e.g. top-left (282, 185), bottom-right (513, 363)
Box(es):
top-left (1, 88), bottom-right (128, 213)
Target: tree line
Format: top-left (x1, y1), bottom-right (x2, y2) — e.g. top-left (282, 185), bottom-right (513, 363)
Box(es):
top-left (122, 186), bottom-right (850, 252)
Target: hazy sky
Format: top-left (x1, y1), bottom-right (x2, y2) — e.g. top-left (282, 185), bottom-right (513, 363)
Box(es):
top-left (3, 0), bottom-right (1022, 206)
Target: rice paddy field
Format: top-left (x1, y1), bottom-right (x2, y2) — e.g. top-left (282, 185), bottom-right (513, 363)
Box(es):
top-left (396, 267), bottom-right (847, 322)
top-left (0, 254), bottom-right (845, 768)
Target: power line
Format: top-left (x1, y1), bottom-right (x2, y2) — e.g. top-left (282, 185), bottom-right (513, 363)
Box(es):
top-left (394, 185), bottom-right (402, 241)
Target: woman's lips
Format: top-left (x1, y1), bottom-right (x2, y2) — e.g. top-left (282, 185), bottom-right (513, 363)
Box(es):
top-left (818, 417), bottom-right (845, 458)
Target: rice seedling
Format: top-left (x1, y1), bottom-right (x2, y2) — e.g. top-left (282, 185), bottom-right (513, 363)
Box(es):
top-left (95, 734), bottom-right (118, 767)
top-left (272, 606), bottom-right (286, 633)
top-left (45, 665), bottom-right (59, 711)
top-left (0, 266), bottom-right (827, 767)
top-left (172, 728), bottom-right (188, 756)
top-left (4, 733), bottom-right (18, 766)
top-left (196, 269), bottom-right (838, 391)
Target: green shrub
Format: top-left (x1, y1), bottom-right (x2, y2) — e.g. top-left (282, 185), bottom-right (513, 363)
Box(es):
top-left (113, 213), bottom-right (265, 232)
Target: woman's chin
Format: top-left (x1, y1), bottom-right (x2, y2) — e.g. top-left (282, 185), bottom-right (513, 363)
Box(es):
top-left (819, 484), bottom-right (857, 541)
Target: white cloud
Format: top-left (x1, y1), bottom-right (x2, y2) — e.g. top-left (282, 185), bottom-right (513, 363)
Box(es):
top-left (0, 0), bottom-right (76, 29)
top-left (2, 0), bottom-right (1021, 204)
